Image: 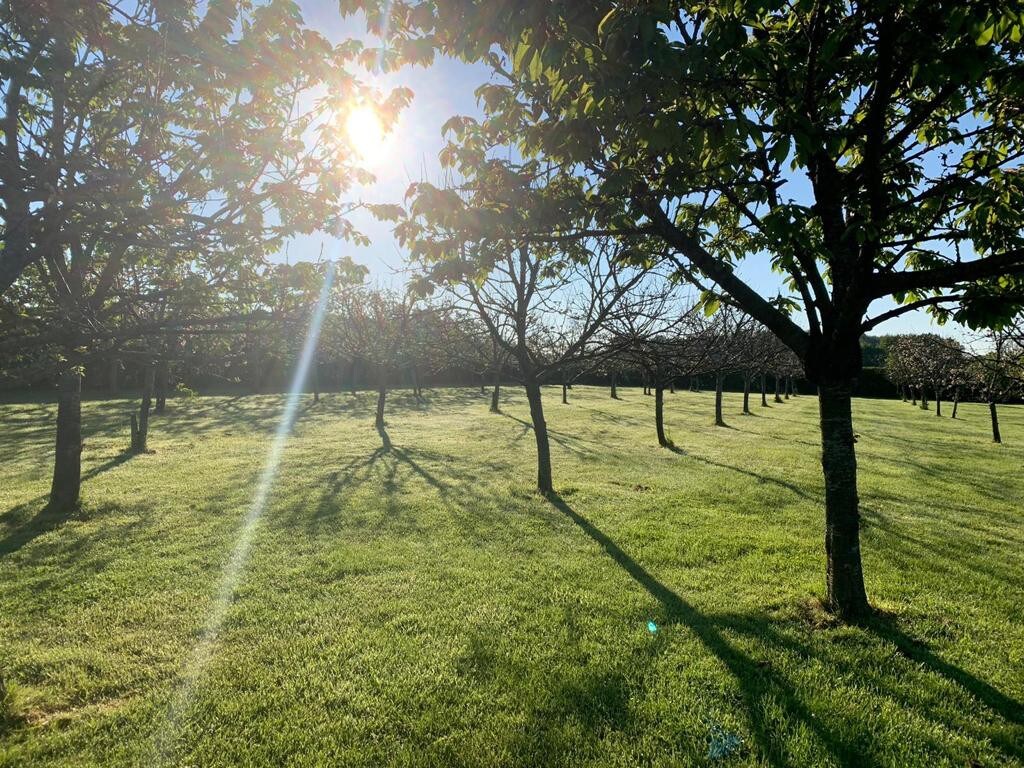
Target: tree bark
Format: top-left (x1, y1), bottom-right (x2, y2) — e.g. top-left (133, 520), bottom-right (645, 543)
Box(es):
top-left (760, 374), bottom-right (768, 407)
top-left (655, 385), bottom-right (668, 446)
top-left (490, 382), bottom-right (500, 413)
top-left (49, 368), bottom-right (83, 510)
top-left (375, 386), bottom-right (387, 429)
top-left (990, 400), bottom-right (1001, 443)
top-left (920, 388), bottom-right (928, 410)
top-left (951, 390), bottom-right (959, 419)
top-left (610, 371), bottom-right (618, 399)
top-left (818, 383), bottom-right (870, 618)
top-left (933, 384), bottom-right (941, 417)
top-left (911, 387), bottom-right (917, 406)
top-left (784, 375), bottom-right (791, 399)
top-left (525, 381), bottom-right (553, 493)
top-left (742, 376), bottom-right (751, 414)
top-left (132, 361), bottom-right (155, 453)
top-left (562, 381), bottom-right (568, 404)
top-left (715, 374), bottom-right (725, 426)
top-left (774, 375), bottom-right (783, 403)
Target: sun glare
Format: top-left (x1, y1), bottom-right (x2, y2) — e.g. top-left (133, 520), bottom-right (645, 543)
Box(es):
top-left (345, 105), bottom-right (390, 167)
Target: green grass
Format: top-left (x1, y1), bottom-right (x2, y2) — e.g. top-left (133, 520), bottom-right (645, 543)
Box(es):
top-left (1, 385), bottom-right (1022, 767)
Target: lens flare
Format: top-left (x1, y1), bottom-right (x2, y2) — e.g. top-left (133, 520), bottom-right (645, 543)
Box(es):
top-left (150, 260), bottom-right (336, 764)
top-left (345, 105), bottom-right (389, 167)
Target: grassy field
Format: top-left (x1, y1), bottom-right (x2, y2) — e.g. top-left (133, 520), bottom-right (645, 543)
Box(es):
top-left (0, 385), bottom-right (1021, 767)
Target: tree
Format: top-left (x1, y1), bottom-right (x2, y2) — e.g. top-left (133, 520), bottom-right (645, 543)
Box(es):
top-left (357, 0), bottom-right (1024, 617)
top-left (2, 0), bottom-right (401, 509)
top-left (414, 238), bottom-right (653, 493)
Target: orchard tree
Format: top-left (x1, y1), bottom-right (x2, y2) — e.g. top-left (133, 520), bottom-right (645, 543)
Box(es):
top-left (2, 0), bottom-right (404, 510)
top-left (413, 237), bottom-right (654, 494)
top-left (355, 0), bottom-right (1024, 617)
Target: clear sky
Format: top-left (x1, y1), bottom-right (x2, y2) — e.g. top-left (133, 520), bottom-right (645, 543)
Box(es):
top-left (287, 0), bottom-right (960, 338)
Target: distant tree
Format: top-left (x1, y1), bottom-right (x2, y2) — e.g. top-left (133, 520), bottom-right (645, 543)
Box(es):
top-left (414, 239), bottom-right (653, 493)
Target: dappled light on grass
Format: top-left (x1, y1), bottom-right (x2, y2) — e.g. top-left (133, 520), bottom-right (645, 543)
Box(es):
top-left (149, 262), bottom-right (336, 764)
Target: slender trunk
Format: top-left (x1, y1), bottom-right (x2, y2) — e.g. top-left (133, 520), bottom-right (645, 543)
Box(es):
top-left (934, 384), bottom-right (941, 417)
top-left (951, 390), bottom-right (959, 419)
top-left (155, 359), bottom-right (169, 413)
top-left (410, 366), bottom-right (421, 403)
top-left (901, 384), bottom-right (908, 403)
top-left (715, 374), bottom-right (725, 426)
top-left (911, 387), bottom-right (917, 406)
top-left (919, 387), bottom-right (928, 410)
top-left (50, 368), bottom-right (83, 510)
top-left (375, 386), bottom-right (387, 429)
top-left (562, 381), bottom-right (568, 404)
top-left (818, 383), bottom-right (870, 618)
top-left (669, 380), bottom-right (675, 394)
top-left (490, 382), bottom-right (500, 413)
top-left (990, 400), bottom-right (1001, 443)
top-left (655, 386), bottom-right (668, 446)
top-left (610, 371), bottom-right (618, 399)
top-left (760, 374), bottom-right (768, 407)
top-left (742, 376), bottom-right (751, 414)
top-left (132, 361), bottom-right (155, 453)
top-left (525, 380), bottom-right (553, 493)
top-left (784, 375), bottom-right (791, 400)
top-left (774, 375), bottom-right (783, 403)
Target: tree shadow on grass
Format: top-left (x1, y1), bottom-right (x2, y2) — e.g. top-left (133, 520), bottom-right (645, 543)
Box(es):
top-left (545, 492), bottom-right (854, 767)
top-left (544, 492), bottom-right (1024, 767)
top-left (686, 454), bottom-right (817, 502)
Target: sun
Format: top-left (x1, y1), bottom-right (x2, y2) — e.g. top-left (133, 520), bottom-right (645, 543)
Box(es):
top-left (345, 105), bottom-right (390, 167)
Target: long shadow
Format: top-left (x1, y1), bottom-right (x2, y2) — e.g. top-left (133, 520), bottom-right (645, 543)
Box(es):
top-left (861, 614), bottom-right (1024, 726)
top-left (687, 454), bottom-right (817, 502)
top-left (0, 499), bottom-right (74, 559)
top-left (546, 493), bottom-right (856, 767)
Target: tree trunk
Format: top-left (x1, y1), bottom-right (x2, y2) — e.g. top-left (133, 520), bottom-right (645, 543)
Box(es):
top-left (132, 361), bottom-right (155, 453)
top-left (375, 386), bottom-right (387, 429)
top-left (490, 382), bottom-right (500, 413)
top-left (610, 371), bottom-right (618, 399)
top-left (990, 400), bottom-right (1002, 443)
top-left (562, 381), bottom-right (568, 404)
top-left (50, 368), bottom-right (83, 510)
top-left (715, 374), bottom-right (725, 426)
top-left (774, 375), bottom-right (783, 403)
top-left (951, 390), bottom-right (959, 419)
top-left (155, 359), bottom-right (169, 413)
top-left (760, 374), bottom-right (768, 407)
top-left (655, 385), bottom-right (668, 446)
top-left (525, 381), bottom-right (553, 493)
top-left (920, 387), bottom-right (928, 410)
top-left (901, 384), bottom-right (908, 403)
top-left (934, 384), bottom-right (941, 417)
top-left (818, 383), bottom-right (870, 618)
top-left (911, 387), bottom-right (917, 406)
top-left (784, 375), bottom-right (791, 399)
top-left (669, 379), bottom-right (675, 394)
top-left (742, 376), bottom-right (751, 414)
top-left (410, 366), bottom-right (421, 403)
top-left (479, 373), bottom-right (486, 394)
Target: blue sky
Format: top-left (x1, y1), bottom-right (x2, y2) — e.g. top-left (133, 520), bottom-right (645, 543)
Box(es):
top-left (287, 0), bottom-right (958, 338)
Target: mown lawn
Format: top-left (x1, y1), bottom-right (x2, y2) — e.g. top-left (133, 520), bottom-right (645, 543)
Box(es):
top-left (1, 385), bottom-right (1021, 767)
